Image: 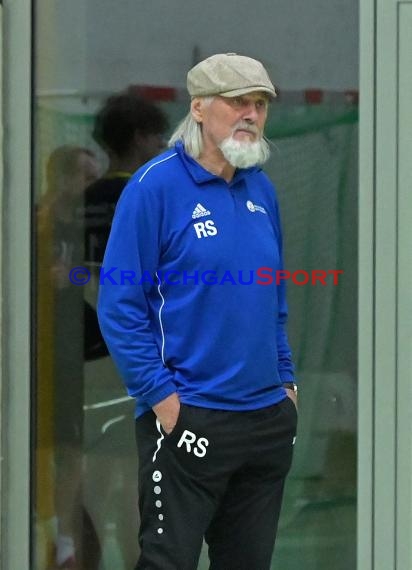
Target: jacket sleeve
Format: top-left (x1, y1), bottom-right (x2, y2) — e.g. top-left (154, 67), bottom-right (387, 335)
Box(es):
top-left (273, 194), bottom-right (296, 383)
top-left (97, 176), bottom-right (177, 408)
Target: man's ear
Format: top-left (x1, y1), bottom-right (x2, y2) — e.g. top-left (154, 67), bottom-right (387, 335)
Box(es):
top-left (190, 98), bottom-right (204, 123)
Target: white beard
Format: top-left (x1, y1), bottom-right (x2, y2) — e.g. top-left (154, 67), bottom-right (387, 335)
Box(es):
top-left (218, 134), bottom-right (270, 169)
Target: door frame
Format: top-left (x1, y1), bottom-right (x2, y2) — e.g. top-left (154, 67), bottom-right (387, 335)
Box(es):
top-left (1, 1), bottom-right (32, 568)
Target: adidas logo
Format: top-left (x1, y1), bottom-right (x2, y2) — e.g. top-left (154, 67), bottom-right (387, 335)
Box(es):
top-left (192, 203), bottom-right (211, 219)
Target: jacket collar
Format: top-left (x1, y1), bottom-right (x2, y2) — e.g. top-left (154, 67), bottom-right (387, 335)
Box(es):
top-left (174, 141), bottom-right (260, 187)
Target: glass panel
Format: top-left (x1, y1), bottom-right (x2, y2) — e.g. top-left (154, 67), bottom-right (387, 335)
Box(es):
top-left (265, 104), bottom-right (358, 569)
top-left (33, 2), bottom-right (358, 568)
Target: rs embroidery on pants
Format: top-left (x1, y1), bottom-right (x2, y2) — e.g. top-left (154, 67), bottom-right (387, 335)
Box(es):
top-left (177, 430), bottom-right (209, 458)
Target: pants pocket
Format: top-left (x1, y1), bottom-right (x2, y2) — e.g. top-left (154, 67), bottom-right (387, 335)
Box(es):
top-left (161, 403), bottom-right (189, 444)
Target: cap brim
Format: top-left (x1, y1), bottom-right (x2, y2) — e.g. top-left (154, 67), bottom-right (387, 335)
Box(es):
top-left (219, 86), bottom-right (277, 99)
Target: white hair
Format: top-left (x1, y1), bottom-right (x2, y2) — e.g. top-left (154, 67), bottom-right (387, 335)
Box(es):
top-left (168, 97), bottom-right (214, 158)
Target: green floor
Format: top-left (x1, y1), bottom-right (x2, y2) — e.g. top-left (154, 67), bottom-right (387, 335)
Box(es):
top-left (197, 497), bottom-right (356, 570)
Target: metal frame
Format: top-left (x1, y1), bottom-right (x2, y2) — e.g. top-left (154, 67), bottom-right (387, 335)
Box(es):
top-left (358, 0), bottom-right (376, 568)
top-left (1, 0), bottom-right (32, 568)
top-left (0, 3), bottom-right (3, 561)
top-left (396, 5), bottom-right (412, 567)
top-left (359, 1), bottom-right (412, 568)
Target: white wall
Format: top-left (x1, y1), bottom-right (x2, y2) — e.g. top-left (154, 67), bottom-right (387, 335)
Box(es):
top-left (36, 0), bottom-right (358, 94)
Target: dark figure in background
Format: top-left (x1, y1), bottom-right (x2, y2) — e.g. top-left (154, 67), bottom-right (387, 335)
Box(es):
top-left (84, 90), bottom-right (169, 361)
top-left (84, 89), bottom-right (169, 270)
top-left (81, 91), bottom-right (169, 568)
top-left (37, 145), bottom-right (100, 569)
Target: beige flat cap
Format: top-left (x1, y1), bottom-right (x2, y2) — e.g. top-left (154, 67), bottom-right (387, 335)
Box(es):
top-left (187, 53), bottom-right (277, 99)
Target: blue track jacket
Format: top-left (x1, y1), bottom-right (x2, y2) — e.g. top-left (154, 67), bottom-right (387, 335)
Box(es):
top-left (98, 142), bottom-right (295, 417)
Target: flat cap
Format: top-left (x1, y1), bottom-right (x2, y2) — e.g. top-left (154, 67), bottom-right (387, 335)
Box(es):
top-left (187, 53), bottom-right (277, 99)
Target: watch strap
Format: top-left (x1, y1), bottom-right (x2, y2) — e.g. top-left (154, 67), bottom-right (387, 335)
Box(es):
top-left (283, 382), bottom-right (298, 393)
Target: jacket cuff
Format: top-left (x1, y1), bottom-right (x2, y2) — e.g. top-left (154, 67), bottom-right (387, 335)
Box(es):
top-left (141, 379), bottom-right (178, 408)
top-left (279, 373), bottom-right (296, 384)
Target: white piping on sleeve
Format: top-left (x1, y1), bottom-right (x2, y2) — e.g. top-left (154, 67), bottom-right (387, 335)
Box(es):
top-left (156, 271), bottom-right (166, 365)
top-left (138, 153), bottom-right (178, 183)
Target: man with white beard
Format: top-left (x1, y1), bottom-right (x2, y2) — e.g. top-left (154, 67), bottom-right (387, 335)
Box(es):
top-left (98, 53), bottom-right (298, 570)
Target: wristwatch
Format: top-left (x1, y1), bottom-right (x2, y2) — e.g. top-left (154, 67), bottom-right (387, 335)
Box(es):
top-left (283, 382), bottom-right (298, 394)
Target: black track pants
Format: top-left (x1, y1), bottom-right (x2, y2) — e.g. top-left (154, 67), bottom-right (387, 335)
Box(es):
top-left (134, 397), bottom-right (297, 570)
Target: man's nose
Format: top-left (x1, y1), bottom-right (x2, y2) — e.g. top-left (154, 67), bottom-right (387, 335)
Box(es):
top-left (241, 103), bottom-right (259, 123)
